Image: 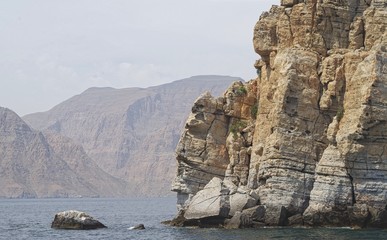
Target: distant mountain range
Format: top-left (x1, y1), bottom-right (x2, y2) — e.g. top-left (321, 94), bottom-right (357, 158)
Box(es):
top-left (0, 107), bottom-right (130, 198)
top-left (14, 75), bottom-right (241, 197)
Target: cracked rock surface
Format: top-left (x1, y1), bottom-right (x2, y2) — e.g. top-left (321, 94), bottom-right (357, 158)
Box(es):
top-left (171, 0), bottom-right (387, 228)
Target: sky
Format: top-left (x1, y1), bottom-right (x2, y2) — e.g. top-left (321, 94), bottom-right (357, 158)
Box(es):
top-left (0, 0), bottom-right (278, 116)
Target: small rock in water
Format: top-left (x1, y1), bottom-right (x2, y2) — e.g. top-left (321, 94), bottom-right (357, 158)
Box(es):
top-left (51, 210), bottom-right (107, 230)
top-left (128, 224), bottom-right (145, 230)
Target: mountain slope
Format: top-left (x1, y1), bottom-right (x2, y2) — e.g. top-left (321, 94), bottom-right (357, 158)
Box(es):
top-left (0, 107), bottom-right (129, 198)
top-left (23, 75), bottom-right (240, 196)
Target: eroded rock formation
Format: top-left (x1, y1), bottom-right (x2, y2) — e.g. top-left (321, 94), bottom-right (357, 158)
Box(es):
top-left (172, 0), bottom-right (387, 228)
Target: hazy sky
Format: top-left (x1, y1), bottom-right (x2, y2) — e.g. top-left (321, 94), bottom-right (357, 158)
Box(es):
top-left (0, 0), bottom-right (278, 116)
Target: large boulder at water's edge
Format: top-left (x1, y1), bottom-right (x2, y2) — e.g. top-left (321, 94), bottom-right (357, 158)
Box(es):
top-left (181, 177), bottom-right (257, 226)
top-left (51, 210), bottom-right (107, 230)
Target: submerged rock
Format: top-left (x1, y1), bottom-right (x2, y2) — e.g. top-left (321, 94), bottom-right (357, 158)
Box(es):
top-left (51, 210), bottom-right (107, 230)
top-left (128, 224), bottom-right (145, 230)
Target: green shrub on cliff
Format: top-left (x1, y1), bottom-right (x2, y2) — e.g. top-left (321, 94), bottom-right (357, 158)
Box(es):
top-left (235, 85), bottom-right (247, 96)
top-left (230, 120), bottom-right (247, 139)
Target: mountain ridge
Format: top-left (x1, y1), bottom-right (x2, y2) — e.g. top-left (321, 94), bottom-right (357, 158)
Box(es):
top-left (23, 75), bottom-right (241, 196)
top-left (0, 107), bottom-right (130, 198)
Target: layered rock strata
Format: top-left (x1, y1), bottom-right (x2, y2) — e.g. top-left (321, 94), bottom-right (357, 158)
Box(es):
top-left (171, 0), bottom-right (387, 228)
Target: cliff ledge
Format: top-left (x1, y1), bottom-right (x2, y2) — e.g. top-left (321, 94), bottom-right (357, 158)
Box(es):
top-left (171, 0), bottom-right (387, 228)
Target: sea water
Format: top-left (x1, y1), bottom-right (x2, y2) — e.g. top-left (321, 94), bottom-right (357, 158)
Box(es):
top-left (1, 197), bottom-right (387, 240)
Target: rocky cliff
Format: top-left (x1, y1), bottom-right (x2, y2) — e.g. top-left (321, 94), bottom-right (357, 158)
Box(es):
top-left (24, 75), bottom-right (239, 196)
top-left (171, 0), bottom-right (387, 228)
top-left (0, 107), bottom-right (129, 198)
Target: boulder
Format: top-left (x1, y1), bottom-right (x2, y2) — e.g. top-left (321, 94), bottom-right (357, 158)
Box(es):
top-left (242, 205), bottom-right (266, 223)
top-left (51, 210), bottom-right (107, 230)
top-left (183, 177), bottom-right (260, 222)
top-left (184, 177), bottom-right (230, 220)
top-left (229, 193), bottom-right (257, 216)
top-left (224, 212), bottom-right (242, 229)
top-left (262, 206), bottom-right (288, 226)
top-left (225, 206), bottom-right (268, 229)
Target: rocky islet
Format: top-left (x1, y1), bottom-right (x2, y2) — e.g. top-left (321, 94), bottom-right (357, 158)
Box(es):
top-left (51, 210), bottom-right (107, 230)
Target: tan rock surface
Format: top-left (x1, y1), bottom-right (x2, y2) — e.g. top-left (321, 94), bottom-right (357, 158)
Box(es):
top-left (172, 0), bottom-right (387, 228)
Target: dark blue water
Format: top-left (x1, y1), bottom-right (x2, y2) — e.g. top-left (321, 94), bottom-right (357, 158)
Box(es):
top-left (1, 197), bottom-right (387, 240)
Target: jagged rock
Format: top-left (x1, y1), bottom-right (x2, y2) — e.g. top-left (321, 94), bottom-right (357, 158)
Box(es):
top-left (242, 205), bottom-right (266, 223)
top-left (224, 211), bottom-right (243, 229)
top-left (264, 206), bottom-right (288, 226)
top-left (229, 193), bottom-right (257, 216)
top-left (280, 0), bottom-right (301, 7)
top-left (172, 0), bottom-right (387, 229)
top-left (348, 204), bottom-right (370, 228)
top-left (368, 206), bottom-right (387, 228)
top-left (51, 210), bottom-right (107, 230)
top-left (172, 92), bottom-right (231, 209)
top-left (288, 214), bottom-right (304, 226)
top-left (182, 176), bottom-right (259, 225)
top-left (172, 81), bottom-right (257, 211)
top-left (225, 205), bottom-right (267, 229)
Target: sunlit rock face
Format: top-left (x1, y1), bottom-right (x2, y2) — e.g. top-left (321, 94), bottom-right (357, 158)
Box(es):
top-left (172, 0), bottom-right (387, 228)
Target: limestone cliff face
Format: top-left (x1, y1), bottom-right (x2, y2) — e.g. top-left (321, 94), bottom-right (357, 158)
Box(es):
top-left (172, 0), bottom-right (387, 228)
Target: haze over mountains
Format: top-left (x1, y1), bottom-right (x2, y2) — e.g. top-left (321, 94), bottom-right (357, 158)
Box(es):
top-left (0, 107), bottom-right (129, 198)
top-left (17, 75), bottom-right (240, 197)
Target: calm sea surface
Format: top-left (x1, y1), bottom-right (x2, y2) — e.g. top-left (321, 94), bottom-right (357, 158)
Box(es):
top-left (1, 197), bottom-right (387, 240)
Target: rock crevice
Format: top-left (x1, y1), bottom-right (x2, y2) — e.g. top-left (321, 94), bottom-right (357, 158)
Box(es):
top-left (171, 0), bottom-right (387, 228)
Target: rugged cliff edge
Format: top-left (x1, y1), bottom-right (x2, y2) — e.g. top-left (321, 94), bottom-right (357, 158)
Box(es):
top-left (171, 0), bottom-right (387, 228)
